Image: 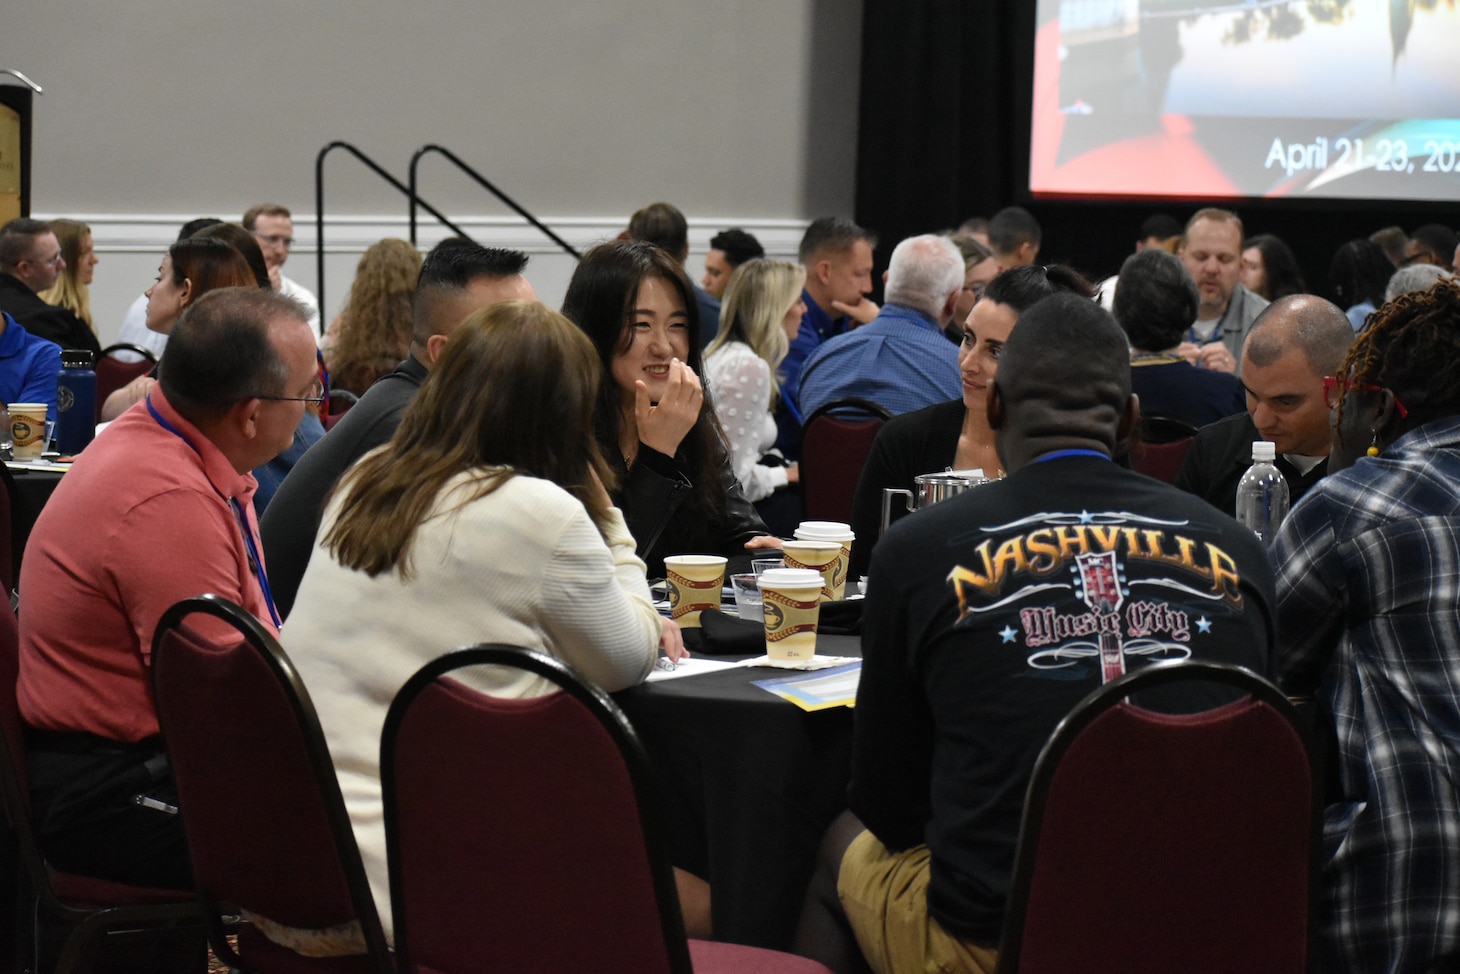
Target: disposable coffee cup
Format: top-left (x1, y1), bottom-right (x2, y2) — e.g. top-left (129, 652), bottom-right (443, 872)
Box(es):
top-left (781, 540), bottom-right (843, 603)
top-left (9, 404), bottom-right (48, 461)
top-left (793, 521), bottom-right (856, 601)
top-left (663, 555), bottom-right (728, 628)
top-left (758, 567), bottom-right (823, 661)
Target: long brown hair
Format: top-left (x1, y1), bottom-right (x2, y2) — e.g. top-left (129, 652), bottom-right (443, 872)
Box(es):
top-left (329, 238), bottom-right (422, 394)
top-left (324, 301), bottom-right (617, 578)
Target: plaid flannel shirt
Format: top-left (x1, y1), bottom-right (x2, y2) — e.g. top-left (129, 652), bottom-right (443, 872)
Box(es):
top-left (1274, 416), bottom-right (1460, 974)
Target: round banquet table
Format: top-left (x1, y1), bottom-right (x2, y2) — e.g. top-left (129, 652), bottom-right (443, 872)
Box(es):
top-left (613, 632), bottom-right (861, 951)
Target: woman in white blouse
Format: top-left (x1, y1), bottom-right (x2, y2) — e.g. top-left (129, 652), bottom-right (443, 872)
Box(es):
top-left (702, 259), bottom-right (807, 504)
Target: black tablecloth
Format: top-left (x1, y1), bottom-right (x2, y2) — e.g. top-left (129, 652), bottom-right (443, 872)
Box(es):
top-left (614, 632), bottom-right (860, 951)
top-left (4, 466), bottom-right (63, 584)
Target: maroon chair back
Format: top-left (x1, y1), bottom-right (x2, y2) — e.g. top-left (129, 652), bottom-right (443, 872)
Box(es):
top-left (800, 398), bottom-right (891, 524)
top-left (999, 660), bottom-right (1319, 974)
top-left (151, 595), bottom-right (392, 974)
top-left (382, 646), bottom-right (833, 974)
top-left (0, 603), bottom-right (200, 973)
top-left (1129, 415), bottom-right (1200, 484)
top-left (94, 343), bottom-right (158, 420)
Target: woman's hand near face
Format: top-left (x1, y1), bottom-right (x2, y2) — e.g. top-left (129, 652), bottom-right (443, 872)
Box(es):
top-left (635, 358), bottom-right (702, 458)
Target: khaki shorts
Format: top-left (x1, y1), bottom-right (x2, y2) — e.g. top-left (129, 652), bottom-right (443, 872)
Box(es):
top-left (836, 830), bottom-right (998, 974)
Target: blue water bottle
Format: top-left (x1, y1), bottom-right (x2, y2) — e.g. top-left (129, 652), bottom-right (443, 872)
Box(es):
top-left (56, 349), bottom-right (97, 456)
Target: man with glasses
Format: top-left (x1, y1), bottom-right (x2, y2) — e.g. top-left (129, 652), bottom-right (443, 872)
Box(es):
top-left (16, 287), bottom-right (317, 893)
top-left (0, 217), bottom-right (101, 355)
top-left (244, 203), bottom-right (321, 334)
top-left (1175, 295), bottom-right (1353, 517)
top-left (1403, 223), bottom-right (1457, 272)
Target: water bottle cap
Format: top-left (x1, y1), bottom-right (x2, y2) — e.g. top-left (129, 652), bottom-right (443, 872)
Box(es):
top-left (61, 350), bottom-right (94, 369)
top-left (1251, 441), bottom-right (1276, 462)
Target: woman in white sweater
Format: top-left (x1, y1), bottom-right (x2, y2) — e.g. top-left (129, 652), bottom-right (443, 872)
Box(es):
top-left (282, 300), bottom-right (678, 940)
top-left (702, 259), bottom-right (807, 502)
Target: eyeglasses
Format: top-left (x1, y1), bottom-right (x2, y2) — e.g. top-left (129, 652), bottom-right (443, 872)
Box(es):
top-left (253, 233), bottom-right (293, 249)
top-left (253, 378), bottom-right (325, 406)
top-left (1322, 375), bottom-right (1409, 417)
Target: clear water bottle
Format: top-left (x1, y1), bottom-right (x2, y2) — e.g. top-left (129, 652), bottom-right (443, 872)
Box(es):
top-left (1235, 441), bottom-right (1289, 543)
top-left (56, 349), bottom-right (97, 456)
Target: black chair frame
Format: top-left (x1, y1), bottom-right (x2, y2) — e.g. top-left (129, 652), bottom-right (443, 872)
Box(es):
top-left (997, 659), bottom-right (1322, 973)
top-left (97, 342), bottom-right (160, 365)
top-left (151, 594), bottom-right (393, 974)
top-left (800, 396), bottom-right (892, 432)
top-left (380, 644), bottom-right (693, 974)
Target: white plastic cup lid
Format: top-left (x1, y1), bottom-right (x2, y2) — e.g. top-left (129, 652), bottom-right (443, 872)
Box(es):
top-left (794, 521), bottom-right (855, 540)
top-left (757, 568), bottom-right (824, 589)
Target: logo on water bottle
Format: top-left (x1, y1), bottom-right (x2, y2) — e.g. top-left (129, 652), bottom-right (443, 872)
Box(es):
top-left (57, 387), bottom-right (74, 412)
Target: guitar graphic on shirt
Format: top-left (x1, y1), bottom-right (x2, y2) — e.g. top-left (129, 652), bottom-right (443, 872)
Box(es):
top-left (1075, 551), bottom-right (1125, 684)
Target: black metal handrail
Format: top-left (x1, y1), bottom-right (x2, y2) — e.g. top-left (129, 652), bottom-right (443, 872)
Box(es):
top-left (408, 144), bottom-right (580, 259)
top-left (313, 141), bottom-right (479, 316)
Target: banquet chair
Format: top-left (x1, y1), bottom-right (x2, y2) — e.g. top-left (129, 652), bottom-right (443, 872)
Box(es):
top-left (799, 397), bottom-right (891, 524)
top-left (381, 645), bottom-right (832, 974)
top-left (151, 594), bottom-right (393, 974)
top-left (324, 389), bottom-right (360, 431)
top-left (94, 342), bottom-right (159, 421)
top-left (1128, 415), bottom-right (1200, 484)
top-left (997, 660), bottom-right (1319, 974)
top-left (0, 593), bottom-right (202, 973)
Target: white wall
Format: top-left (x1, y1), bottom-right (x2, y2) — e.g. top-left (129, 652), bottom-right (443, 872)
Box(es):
top-left (2, 0), bottom-right (863, 342)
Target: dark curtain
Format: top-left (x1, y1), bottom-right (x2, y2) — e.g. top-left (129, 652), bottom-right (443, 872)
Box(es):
top-left (854, 3), bottom-right (1460, 298)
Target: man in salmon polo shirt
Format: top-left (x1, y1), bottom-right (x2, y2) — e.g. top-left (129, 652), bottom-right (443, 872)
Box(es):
top-left (17, 286), bottom-right (318, 891)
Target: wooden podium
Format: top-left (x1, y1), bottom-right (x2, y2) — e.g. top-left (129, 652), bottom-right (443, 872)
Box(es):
top-left (0, 70), bottom-right (40, 223)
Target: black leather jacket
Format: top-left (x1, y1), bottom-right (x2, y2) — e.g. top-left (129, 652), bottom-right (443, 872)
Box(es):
top-left (610, 442), bottom-right (769, 578)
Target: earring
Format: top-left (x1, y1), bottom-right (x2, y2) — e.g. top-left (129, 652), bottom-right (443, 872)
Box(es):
top-left (1367, 431), bottom-right (1381, 457)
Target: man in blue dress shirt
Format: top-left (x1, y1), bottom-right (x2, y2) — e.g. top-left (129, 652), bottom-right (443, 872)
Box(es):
top-left (796, 234), bottom-right (963, 420)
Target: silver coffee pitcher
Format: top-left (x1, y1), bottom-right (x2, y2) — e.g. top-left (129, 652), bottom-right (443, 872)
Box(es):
top-left (881, 470), bottom-right (993, 532)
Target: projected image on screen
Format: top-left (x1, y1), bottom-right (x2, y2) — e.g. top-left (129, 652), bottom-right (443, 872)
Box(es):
top-left (1030, 1), bottom-right (1460, 201)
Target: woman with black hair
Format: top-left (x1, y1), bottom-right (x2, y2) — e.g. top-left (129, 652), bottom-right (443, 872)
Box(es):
top-left (1327, 238), bottom-right (1394, 331)
top-left (1240, 233), bottom-right (1306, 301)
top-left (846, 264), bottom-right (1097, 579)
top-left (561, 240), bottom-right (778, 577)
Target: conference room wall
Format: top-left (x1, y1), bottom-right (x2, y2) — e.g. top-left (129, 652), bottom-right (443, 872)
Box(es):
top-left (2, 0), bottom-right (861, 344)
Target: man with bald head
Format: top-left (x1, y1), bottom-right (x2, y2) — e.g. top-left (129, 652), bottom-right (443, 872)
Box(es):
top-left (261, 238), bottom-right (535, 617)
top-left (797, 294), bottom-right (1273, 974)
top-left (1176, 295), bottom-right (1354, 517)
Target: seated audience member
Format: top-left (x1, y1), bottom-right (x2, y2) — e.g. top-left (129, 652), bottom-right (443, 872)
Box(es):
top-left (38, 219), bottom-right (99, 332)
top-left (796, 294), bottom-right (1274, 974)
top-left (701, 227), bottom-right (765, 301)
top-left (1384, 263), bottom-right (1453, 304)
top-left (1404, 223), bottom-right (1457, 271)
top-left (1369, 225), bottom-right (1408, 267)
top-left (0, 218), bottom-right (101, 355)
top-left (1274, 279), bottom-right (1460, 974)
top-left (1113, 249), bottom-right (1244, 432)
top-left (1097, 212), bottom-right (1183, 311)
top-left (703, 258), bottom-right (805, 511)
top-left (561, 240), bottom-right (777, 578)
top-left (1177, 207), bottom-right (1267, 375)
top-left (193, 221), bottom-right (272, 290)
top-left (957, 215), bottom-right (989, 246)
top-left (797, 234), bottom-right (964, 420)
top-left (261, 239), bottom-right (534, 620)
top-left (944, 233), bottom-right (999, 343)
top-left (324, 238), bottom-right (422, 395)
top-left (284, 301), bottom-right (675, 941)
top-left (116, 218), bottom-right (225, 359)
top-left (1328, 238), bottom-right (1395, 331)
top-left (17, 287), bottom-right (318, 890)
top-left (627, 201), bottom-right (721, 342)
top-left (245, 203), bottom-right (321, 333)
top-left (987, 205), bottom-right (1041, 268)
top-left (782, 218), bottom-right (879, 421)
top-left (1175, 295), bottom-right (1353, 517)
top-left (101, 237), bottom-right (257, 420)
top-left (847, 264), bottom-right (1096, 580)
top-left (0, 311), bottom-right (61, 423)
top-left (1240, 233), bottom-right (1306, 301)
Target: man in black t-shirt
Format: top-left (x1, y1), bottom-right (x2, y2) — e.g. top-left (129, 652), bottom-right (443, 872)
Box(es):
top-left (795, 295), bottom-right (1275, 974)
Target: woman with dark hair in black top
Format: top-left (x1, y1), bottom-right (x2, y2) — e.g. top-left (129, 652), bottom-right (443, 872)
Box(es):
top-left (847, 264), bottom-right (1097, 579)
top-left (561, 240), bottom-right (777, 577)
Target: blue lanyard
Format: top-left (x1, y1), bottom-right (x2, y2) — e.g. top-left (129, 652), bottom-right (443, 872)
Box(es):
top-left (145, 395), bottom-right (282, 628)
top-left (1034, 449), bottom-right (1110, 463)
top-left (1189, 318), bottom-right (1223, 345)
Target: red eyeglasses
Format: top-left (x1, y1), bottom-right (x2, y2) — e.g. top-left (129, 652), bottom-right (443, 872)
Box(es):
top-left (1322, 376), bottom-right (1409, 417)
